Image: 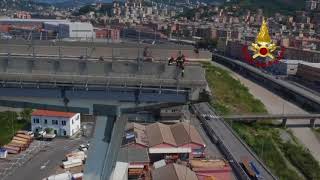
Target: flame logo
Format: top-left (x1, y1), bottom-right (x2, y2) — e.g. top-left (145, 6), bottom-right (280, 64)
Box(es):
top-left (242, 18), bottom-right (285, 67)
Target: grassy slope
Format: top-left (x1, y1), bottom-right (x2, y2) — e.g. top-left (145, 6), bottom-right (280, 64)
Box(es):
top-left (203, 62), bottom-right (267, 115)
top-left (203, 62), bottom-right (306, 180)
top-left (0, 111), bottom-right (30, 146)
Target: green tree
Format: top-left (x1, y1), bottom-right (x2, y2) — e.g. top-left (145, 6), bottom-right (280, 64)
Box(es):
top-left (45, 128), bottom-right (54, 134)
top-left (20, 108), bottom-right (32, 122)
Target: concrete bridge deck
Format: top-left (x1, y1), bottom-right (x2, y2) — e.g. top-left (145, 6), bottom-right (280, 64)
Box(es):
top-left (0, 57), bottom-right (206, 87)
top-left (224, 114), bottom-right (320, 120)
top-left (0, 41), bottom-right (211, 61)
top-left (0, 56), bottom-right (207, 102)
top-left (223, 114), bottom-right (320, 128)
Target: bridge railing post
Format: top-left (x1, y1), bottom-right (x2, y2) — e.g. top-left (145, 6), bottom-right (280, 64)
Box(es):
top-left (310, 118), bottom-right (316, 128)
top-left (281, 118), bottom-right (287, 128)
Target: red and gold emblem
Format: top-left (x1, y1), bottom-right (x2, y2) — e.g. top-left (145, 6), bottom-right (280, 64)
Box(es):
top-left (242, 18), bottom-right (285, 67)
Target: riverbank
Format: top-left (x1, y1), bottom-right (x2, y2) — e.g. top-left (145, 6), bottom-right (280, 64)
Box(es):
top-left (203, 62), bottom-right (320, 179)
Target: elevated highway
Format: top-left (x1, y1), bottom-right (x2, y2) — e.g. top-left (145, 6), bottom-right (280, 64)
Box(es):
top-left (0, 56), bottom-right (207, 103)
top-left (0, 40), bottom-right (211, 61)
top-left (224, 114), bottom-right (320, 128)
top-left (192, 102), bottom-right (277, 180)
top-left (213, 53), bottom-right (320, 112)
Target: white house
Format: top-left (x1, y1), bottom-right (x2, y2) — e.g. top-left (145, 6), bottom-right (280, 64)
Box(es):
top-left (31, 110), bottom-right (81, 137)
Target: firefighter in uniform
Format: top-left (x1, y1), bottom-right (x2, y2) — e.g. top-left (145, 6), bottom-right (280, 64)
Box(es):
top-left (168, 56), bottom-right (175, 65)
top-left (176, 54), bottom-right (186, 77)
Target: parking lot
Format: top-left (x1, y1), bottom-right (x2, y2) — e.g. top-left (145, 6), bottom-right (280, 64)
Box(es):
top-left (0, 140), bottom-right (51, 180)
top-left (0, 122), bottom-right (94, 180)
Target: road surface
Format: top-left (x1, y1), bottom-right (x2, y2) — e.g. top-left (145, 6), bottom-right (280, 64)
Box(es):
top-left (4, 138), bottom-right (87, 180)
top-left (212, 61), bottom-right (320, 162)
top-left (193, 103), bottom-right (277, 180)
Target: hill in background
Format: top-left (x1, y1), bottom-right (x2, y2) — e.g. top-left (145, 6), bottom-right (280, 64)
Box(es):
top-left (226, 0), bottom-right (305, 15)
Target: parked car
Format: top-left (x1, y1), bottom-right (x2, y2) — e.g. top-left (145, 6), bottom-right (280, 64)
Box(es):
top-left (36, 131), bottom-right (56, 141)
top-left (79, 143), bottom-right (90, 151)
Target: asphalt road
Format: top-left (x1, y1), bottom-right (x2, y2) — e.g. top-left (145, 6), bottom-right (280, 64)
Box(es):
top-left (212, 59), bottom-right (320, 162)
top-left (190, 115), bottom-right (237, 180)
top-left (193, 103), bottom-right (277, 180)
top-left (4, 138), bottom-right (87, 180)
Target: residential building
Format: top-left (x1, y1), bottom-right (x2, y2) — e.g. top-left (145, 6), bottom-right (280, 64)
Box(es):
top-left (284, 47), bottom-right (320, 63)
top-left (15, 11), bottom-right (31, 19)
top-left (31, 110), bottom-right (81, 137)
top-left (95, 28), bottom-right (120, 42)
top-left (296, 63), bottom-right (320, 84)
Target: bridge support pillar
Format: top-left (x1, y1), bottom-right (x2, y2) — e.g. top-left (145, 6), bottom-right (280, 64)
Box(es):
top-left (281, 118), bottom-right (287, 128)
top-left (310, 118), bottom-right (316, 128)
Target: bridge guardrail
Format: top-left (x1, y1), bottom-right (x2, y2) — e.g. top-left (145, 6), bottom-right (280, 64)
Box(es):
top-left (191, 104), bottom-right (250, 180)
top-left (206, 103), bottom-right (279, 180)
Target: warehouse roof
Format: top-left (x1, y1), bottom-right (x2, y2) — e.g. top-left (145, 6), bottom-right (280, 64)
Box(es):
top-left (171, 122), bottom-right (205, 147)
top-left (146, 122), bottom-right (176, 147)
top-left (152, 163), bottom-right (198, 180)
top-left (126, 122), bottom-right (146, 131)
top-left (124, 123), bottom-right (148, 147)
top-left (117, 147), bottom-right (150, 163)
top-left (32, 110), bottom-right (77, 118)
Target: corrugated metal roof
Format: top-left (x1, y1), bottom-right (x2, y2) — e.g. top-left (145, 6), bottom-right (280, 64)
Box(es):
top-left (126, 122), bottom-right (146, 131)
top-left (171, 122), bottom-right (205, 147)
top-left (152, 163), bottom-right (198, 180)
top-left (117, 147), bottom-right (150, 163)
top-left (146, 122), bottom-right (176, 147)
top-left (32, 109), bottom-right (77, 118)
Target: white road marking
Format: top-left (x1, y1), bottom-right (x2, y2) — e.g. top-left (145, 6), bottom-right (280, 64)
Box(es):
top-left (40, 160), bottom-right (50, 170)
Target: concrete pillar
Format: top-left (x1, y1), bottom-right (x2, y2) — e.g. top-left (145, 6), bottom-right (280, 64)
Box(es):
top-left (310, 118), bottom-right (316, 128)
top-left (282, 118), bottom-right (287, 128)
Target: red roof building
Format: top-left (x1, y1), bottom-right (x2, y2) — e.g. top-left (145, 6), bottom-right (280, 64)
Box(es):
top-left (122, 122), bottom-right (206, 161)
top-left (31, 110), bottom-right (80, 137)
top-left (31, 110), bottom-right (77, 118)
